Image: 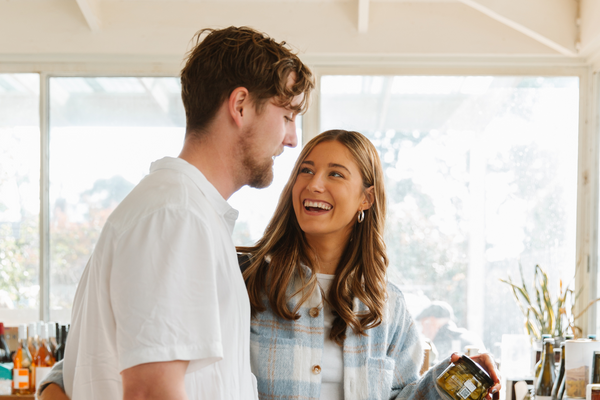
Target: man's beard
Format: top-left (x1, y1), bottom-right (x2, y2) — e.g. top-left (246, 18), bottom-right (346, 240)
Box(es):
top-left (239, 126), bottom-right (275, 189)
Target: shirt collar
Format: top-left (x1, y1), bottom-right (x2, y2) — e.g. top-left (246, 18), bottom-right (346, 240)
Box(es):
top-left (149, 157), bottom-right (239, 224)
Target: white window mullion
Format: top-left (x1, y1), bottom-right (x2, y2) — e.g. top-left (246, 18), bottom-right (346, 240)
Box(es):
top-left (40, 72), bottom-right (50, 322)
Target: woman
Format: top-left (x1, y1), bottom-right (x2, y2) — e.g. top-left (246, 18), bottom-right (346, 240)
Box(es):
top-left (39, 129), bottom-right (500, 400)
top-left (239, 129), bottom-right (499, 400)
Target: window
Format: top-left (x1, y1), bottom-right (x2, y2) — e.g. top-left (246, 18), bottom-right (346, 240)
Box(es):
top-left (320, 75), bottom-right (579, 358)
top-left (48, 77), bottom-right (186, 322)
top-left (0, 74), bottom-right (302, 325)
top-left (0, 74), bottom-right (40, 325)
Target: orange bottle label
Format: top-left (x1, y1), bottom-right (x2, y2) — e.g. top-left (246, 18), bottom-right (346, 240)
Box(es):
top-left (13, 368), bottom-right (29, 389)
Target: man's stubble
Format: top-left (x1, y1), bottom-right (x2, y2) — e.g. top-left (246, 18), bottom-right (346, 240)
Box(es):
top-left (239, 124), bottom-right (275, 189)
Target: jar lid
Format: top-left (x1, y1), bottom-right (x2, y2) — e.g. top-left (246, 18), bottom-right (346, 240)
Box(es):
top-left (460, 355), bottom-right (495, 386)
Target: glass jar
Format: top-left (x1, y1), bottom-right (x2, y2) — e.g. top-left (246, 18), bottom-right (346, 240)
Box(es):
top-left (436, 355), bottom-right (494, 400)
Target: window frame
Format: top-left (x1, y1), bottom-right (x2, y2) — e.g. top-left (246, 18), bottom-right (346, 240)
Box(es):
top-left (1, 57), bottom-right (598, 336)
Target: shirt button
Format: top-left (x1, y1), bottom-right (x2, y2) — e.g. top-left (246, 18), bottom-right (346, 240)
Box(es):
top-left (309, 307), bottom-right (320, 318)
top-left (312, 365), bottom-right (321, 375)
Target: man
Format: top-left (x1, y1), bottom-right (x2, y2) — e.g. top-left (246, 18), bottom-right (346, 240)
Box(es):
top-left (42, 26), bottom-right (314, 400)
top-left (416, 301), bottom-right (485, 361)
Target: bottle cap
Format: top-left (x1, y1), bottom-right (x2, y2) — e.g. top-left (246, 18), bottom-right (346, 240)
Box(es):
top-left (542, 334), bottom-right (552, 339)
top-left (18, 324), bottom-right (27, 340)
top-left (544, 338), bottom-right (555, 344)
top-left (47, 322), bottom-right (56, 338)
top-left (0, 323), bottom-right (4, 335)
top-left (39, 324), bottom-right (48, 340)
top-left (28, 322), bottom-right (37, 338)
top-left (594, 351), bottom-right (600, 355)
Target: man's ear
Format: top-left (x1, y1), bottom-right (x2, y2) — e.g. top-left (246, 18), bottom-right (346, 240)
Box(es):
top-left (361, 186), bottom-right (375, 210)
top-left (228, 87), bottom-right (250, 128)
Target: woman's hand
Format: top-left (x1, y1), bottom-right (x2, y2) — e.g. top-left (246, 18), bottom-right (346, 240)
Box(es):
top-left (38, 383), bottom-right (70, 400)
top-left (450, 353), bottom-right (501, 400)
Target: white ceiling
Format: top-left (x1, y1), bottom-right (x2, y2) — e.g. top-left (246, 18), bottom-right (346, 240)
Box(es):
top-left (1, 0), bottom-right (599, 67)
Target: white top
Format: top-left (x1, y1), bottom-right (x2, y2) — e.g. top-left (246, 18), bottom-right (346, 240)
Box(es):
top-left (63, 157), bottom-right (257, 400)
top-left (316, 273), bottom-right (344, 400)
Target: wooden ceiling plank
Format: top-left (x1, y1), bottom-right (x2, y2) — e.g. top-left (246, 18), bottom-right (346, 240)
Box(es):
top-left (358, 0), bottom-right (369, 33)
top-left (459, 0), bottom-right (576, 56)
top-left (75, 0), bottom-right (101, 32)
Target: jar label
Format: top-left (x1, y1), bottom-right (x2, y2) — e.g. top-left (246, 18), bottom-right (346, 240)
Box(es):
top-left (13, 368), bottom-right (29, 389)
top-left (457, 380), bottom-right (477, 399)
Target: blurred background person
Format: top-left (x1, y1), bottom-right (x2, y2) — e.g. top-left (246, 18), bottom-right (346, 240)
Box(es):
top-left (416, 301), bottom-right (485, 361)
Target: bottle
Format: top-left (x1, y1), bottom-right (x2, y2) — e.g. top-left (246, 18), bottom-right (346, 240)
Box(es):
top-left (34, 324), bottom-right (55, 388)
top-left (551, 343), bottom-right (566, 400)
top-left (27, 322), bottom-right (38, 359)
top-left (592, 351), bottom-right (600, 384)
top-left (12, 324), bottom-right (34, 395)
top-left (535, 334), bottom-right (553, 385)
top-left (55, 325), bottom-right (68, 361)
top-left (47, 322), bottom-right (58, 357)
top-left (556, 343), bottom-right (568, 400)
top-left (535, 338), bottom-right (556, 400)
top-left (0, 323), bottom-right (11, 363)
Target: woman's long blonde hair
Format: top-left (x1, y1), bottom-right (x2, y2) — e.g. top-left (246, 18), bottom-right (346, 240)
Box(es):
top-left (238, 129), bottom-right (388, 345)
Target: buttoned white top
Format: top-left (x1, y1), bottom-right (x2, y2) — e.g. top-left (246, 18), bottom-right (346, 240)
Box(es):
top-left (63, 157), bottom-right (257, 400)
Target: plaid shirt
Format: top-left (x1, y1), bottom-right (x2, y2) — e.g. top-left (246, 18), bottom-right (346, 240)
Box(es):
top-left (250, 266), bottom-right (449, 400)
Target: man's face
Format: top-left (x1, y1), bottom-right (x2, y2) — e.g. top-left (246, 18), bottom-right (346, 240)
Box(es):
top-left (239, 73), bottom-right (303, 189)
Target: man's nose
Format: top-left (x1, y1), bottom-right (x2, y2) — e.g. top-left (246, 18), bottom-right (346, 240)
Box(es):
top-left (283, 120), bottom-right (298, 148)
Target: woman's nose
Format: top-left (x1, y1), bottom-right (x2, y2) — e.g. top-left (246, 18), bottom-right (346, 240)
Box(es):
top-left (306, 174), bottom-right (325, 192)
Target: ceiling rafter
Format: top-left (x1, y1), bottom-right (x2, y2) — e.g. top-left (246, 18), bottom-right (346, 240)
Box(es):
top-left (75, 0), bottom-right (101, 32)
top-left (458, 0), bottom-right (577, 56)
top-left (358, 0), bottom-right (369, 33)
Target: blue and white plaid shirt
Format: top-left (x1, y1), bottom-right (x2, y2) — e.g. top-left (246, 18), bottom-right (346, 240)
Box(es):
top-left (250, 265), bottom-right (449, 400)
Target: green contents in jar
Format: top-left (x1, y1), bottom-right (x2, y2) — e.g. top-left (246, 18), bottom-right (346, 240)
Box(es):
top-left (436, 356), bottom-right (493, 400)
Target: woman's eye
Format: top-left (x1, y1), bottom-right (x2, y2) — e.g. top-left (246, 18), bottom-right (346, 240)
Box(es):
top-left (284, 116), bottom-right (292, 122)
top-left (331, 171), bottom-right (343, 178)
top-left (300, 167), bottom-right (313, 174)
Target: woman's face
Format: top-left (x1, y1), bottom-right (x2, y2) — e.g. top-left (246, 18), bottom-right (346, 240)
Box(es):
top-left (292, 140), bottom-right (371, 241)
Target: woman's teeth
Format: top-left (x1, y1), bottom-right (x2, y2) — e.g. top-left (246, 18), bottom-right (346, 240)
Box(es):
top-left (303, 200), bottom-right (332, 210)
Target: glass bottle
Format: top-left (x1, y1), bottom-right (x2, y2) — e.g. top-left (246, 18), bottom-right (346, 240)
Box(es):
top-left (27, 322), bottom-right (38, 359)
top-left (34, 324), bottom-right (55, 388)
top-left (55, 325), bottom-right (68, 362)
top-left (0, 323), bottom-right (11, 363)
top-left (592, 351), bottom-right (600, 384)
top-left (551, 343), bottom-right (566, 400)
top-left (48, 322), bottom-right (58, 358)
top-left (535, 334), bottom-right (553, 385)
top-left (535, 338), bottom-right (556, 400)
top-left (12, 324), bottom-right (34, 395)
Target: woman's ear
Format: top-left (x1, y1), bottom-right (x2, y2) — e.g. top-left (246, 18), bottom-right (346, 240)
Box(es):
top-left (361, 186), bottom-right (375, 210)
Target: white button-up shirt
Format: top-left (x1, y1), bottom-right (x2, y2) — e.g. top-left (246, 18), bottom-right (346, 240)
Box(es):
top-left (64, 157), bottom-right (257, 400)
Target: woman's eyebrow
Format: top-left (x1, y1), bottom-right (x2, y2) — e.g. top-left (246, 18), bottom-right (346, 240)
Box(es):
top-left (301, 161), bottom-right (351, 175)
top-left (330, 163), bottom-right (351, 175)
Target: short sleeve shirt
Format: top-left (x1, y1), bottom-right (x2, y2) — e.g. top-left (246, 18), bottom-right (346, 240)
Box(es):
top-left (63, 157), bottom-right (257, 400)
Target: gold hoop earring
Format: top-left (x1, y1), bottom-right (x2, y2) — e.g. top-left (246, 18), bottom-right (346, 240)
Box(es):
top-left (357, 209), bottom-right (364, 223)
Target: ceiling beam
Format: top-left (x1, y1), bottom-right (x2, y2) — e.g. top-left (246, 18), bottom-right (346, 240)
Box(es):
top-left (75, 0), bottom-right (101, 32)
top-left (358, 0), bottom-right (369, 33)
top-left (458, 0), bottom-right (577, 56)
